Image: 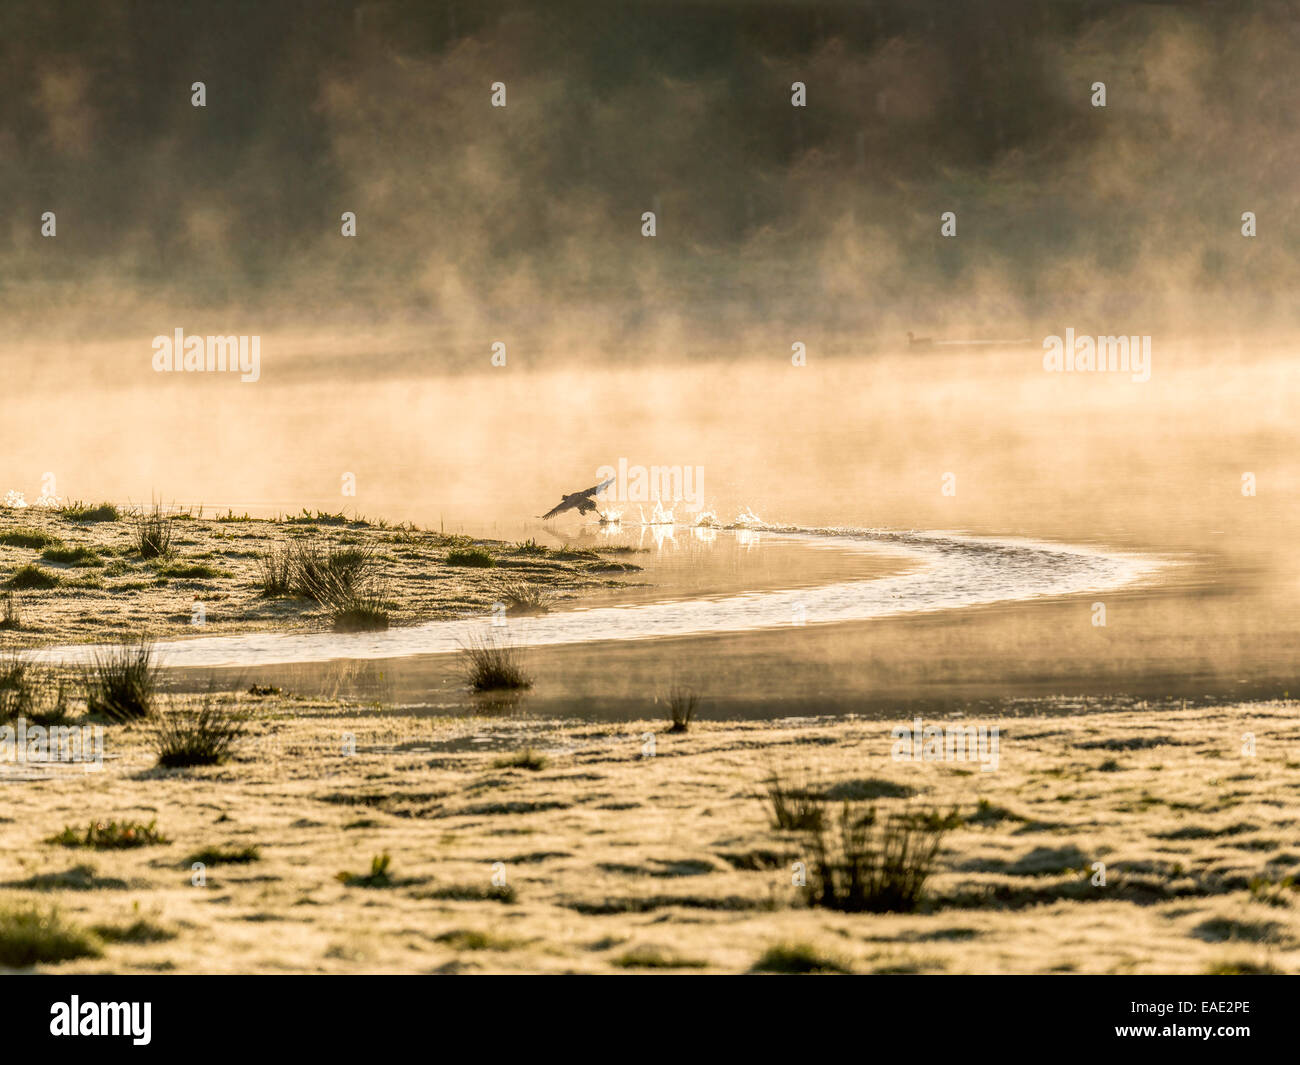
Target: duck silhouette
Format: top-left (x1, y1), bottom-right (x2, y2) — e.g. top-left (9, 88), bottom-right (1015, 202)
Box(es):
top-left (540, 476), bottom-right (615, 520)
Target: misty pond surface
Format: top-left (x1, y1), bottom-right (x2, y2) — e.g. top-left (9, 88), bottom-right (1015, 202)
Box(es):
top-left (13, 343), bottom-right (1300, 718)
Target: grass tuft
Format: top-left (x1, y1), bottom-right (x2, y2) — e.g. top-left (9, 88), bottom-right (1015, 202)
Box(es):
top-left (84, 641), bottom-right (158, 722)
top-left (803, 803), bottom-right (959, 914)
top-left (493, 748), bottom-right (548, 771)
top-left (50, 819), bottom-right (168, 849)
top-left (256, 543), bottom-right (293, 595)
top-left (665, 685), bottom-right (700, 733)
top-left (765, 771), bottom-right (825, 831)
top-left (284, 540), bottom-right (389, 629)
top-left (0, 657), bottom-right (72, 725)
top-left (327, 583), bottom-right (391, 633)
top-left (500, 581), bottom-right (548, 614)
top-left (461, 634), bottom-right (531, 691)
top-left (132, 502), bottom-right (174, 559)
top-left (337, 852), bottom-right (394, 888)
top-left (285, 509), bottom-right (356, 526)
top-left (0, 655), bottom-right (35, 723)
top-left (291, 541), bottom-right (375, 601)
top-left (0, 591), bottom-right (21, 630)
top-left (41, 545), bottom-right (101, 566)
top-left (4, 564), bottom-right (60, 590)
top-left (1247, 874), bottom-right (1296, 907)
top-left (0, 528), bottom-right (62, 550)
top-left (764, 770), bottom-right (955, 913)
top-left (152, 697), bottom-right (248, 767)
top-left (247, 683), bottom-right (281, 697)
top-left (0, 905), bottom-right (102, 967)
top-left (61, 501), bottom-right (120, 523)
top-left (154, 561), bottom-right (225, 579)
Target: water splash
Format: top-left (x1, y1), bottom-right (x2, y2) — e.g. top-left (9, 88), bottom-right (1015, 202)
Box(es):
top-left (637, 502), bottom-right (674, 525)
top-left (2, 489), bottom-right (61, 509)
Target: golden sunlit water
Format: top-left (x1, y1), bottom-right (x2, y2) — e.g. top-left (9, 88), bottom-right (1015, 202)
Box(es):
top-left (10, 336), bottom-right (1292, 715)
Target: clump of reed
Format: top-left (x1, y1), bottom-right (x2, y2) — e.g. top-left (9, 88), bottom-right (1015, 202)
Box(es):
top-left (764, 769), bottom-right (957, 912)
top-left (0, 654), bottom-right (36, 723)
top-left (500, 581), bottom-right (548, 614)
top-left (260, 538), bottom-right (389, 631)
top-left (664, 685), bottom-right (701, 733)
top-left (256, 543), bottom-right (294, 595)
top-left (327, 582), bottom-right (391, 632)
top-left (0, 656), bottom-right (72, 725)
top-left (0, 591), bottom-right (22, 630)
top-left (764, 771), bottom-right (826, 831)
top-left (83, 641), bottom-right (159, 722)
top-left (461, 633), bottom-right (531, 691)
top-left (152, 697), bottom-right (249, 767)
top-left (290, 541), bottom-right (376, 602)
top-left (132, 502), bottom-right (173, 559)
top-left (803, 801), bottom-right (959, 914)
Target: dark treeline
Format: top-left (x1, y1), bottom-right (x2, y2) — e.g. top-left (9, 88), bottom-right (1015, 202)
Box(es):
top-left (3, 0), bottom-right (1296, 337)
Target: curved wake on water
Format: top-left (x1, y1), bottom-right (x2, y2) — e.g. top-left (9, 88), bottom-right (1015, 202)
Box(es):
top-left (26, 524), bottom-right (1166, 669)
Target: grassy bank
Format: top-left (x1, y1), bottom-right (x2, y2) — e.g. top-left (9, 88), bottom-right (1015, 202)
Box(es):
top-left (0, 506), bottom-right (640, 646)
